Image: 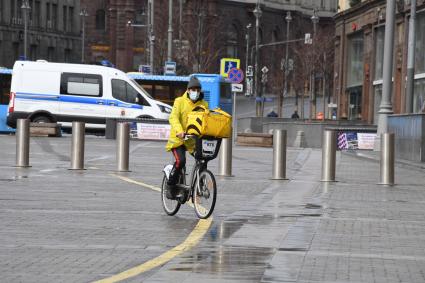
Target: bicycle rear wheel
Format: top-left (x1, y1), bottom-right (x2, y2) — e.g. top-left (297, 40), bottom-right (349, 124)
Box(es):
top-left (161, 175), bottom-right (181, 216)
top-left (193, 170), bottom-right (217, 219)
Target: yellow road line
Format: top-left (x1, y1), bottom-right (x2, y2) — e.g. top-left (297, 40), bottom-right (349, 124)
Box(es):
top-left (112, 174), bottom-right (161, 192)
top-left (93, 174), bottom-right (212, 283)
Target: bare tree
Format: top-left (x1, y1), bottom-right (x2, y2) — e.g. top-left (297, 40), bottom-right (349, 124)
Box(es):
top-left (178, 0), bottom-right (226, 74)
top-left (293, 27), bottom-right (334, 118)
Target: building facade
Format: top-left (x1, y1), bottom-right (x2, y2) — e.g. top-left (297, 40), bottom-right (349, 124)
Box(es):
top-left (0, 0), bottom-right (82, 68)
top-left (334, 0), bottom-right (425, 123)
top-left (81, 0), bottom-right (338, 73)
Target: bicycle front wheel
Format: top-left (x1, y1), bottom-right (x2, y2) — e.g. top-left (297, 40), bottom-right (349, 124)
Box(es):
top-left (161, 176), bottom-right (181, 216)
top-left (193, 170), bottom-right (217, 219)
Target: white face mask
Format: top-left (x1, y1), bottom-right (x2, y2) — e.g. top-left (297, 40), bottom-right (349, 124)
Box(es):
top-left (189, 90), bottom-right (200, 101)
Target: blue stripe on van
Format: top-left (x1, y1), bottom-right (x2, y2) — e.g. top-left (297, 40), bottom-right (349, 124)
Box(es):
top-left (16, 92), bottom-right (143, 109)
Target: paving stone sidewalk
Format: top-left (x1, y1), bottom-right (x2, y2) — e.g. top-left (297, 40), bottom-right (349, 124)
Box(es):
top-left (0, 135), bottom-right (424, 283)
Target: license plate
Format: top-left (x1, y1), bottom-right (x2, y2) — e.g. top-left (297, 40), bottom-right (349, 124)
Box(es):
top-left (202, 140), bottom-right (217, 155)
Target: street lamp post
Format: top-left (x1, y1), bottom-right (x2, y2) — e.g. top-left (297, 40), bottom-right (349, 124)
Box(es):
top-left (21, 0), bottom-right (31, 60)
top-left (245, 23), bottom-right (252, 97)
top-left (253, 1), bottom-right (262, 117)
top-left (280, 11), bottom-right (292, 118)
top-left (167, 0), bottom-right (173, 62)
top-left (149, 0), bottom-right (155, 74)
top-left (406, 0), bottom-right (417, 113)
top-left (80, 9), bottom-right (89, 63)
top-left (374, 0), bottom-right (396, 150)
top-left (310, 9), bottom-right (319, 119)
top-left (245, 23), bottom-right (252, 75)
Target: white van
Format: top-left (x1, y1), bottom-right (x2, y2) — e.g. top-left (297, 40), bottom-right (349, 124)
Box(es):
top-left (7, 61), bottom-right (172, 128)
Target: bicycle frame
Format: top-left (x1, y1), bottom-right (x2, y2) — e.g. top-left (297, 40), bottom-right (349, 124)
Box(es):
top-left (178, 159), bottom-right (208, 204)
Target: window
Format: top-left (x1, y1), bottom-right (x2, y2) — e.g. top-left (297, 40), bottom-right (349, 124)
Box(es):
top-left (68, 7), bottom-right (73, 32)
top-left (13, 42), bottom-right (19, 61)
top-left (272, 27), bottom-right (279, 42)
top-left (346, 32), bottom-right (364, 87)
top-left (112, 79), bottom-right (149, 105)
top-left (64, 48), bottom-right (71, 62)
top-left (61, 73), bottom-right (103, 97)
top-left (29, 44), bottom-right (37, 60)
top-left (96, 9), bottom-right (105, 30)
top-left (374, 27), bottom-right (385, 81)
top-left (226, 24), bottom-right (238, 57)
top-left (17, 0), bottom-right (22, 19)
top-left (46, 2), bottom-right (50, 28)
top-left (52, 4), bottom-right (57, 29)
top-left (415, 11), bottom-right (425, 74)
top-left (34, 1), bottom-right (40, 27)
top-left (11, 0), bottom-right (15, 20)
top-left (47, 46), bottom-right (55, 61)
top-left (346, 32), bottom-right (364, 120)
top-left (414, 78), bottom-right (425, 113)
top-left (63, 6), bottom-right (67, 31)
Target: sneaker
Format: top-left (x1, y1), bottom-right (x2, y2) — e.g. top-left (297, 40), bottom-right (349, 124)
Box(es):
top-left (165, 184), bottom-right (177, 200)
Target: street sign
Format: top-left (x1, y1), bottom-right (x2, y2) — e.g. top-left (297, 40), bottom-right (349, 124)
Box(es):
top-left (139, 64), bottom-right (152, 74)
top-left (246, 65), bottom-right (253, 77)
top-left (164, 61), bottom-right (176, 75)
top-left (228, 68), bottom-right (244, 84)
top-left (220, 58), bottom-right (240, 77)
top-left (231, 83), bottom-right (243, 92)
top-left (305, 33), bottom-right (312, 44)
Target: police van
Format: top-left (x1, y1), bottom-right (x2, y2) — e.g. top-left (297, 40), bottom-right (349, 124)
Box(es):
top-left (7, 61), bottom-right (172, 128)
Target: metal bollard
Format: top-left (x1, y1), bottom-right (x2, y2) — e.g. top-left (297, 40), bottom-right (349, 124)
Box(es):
top-left (272, 129), bottom-right (288, 180)
top-left (70, 122), bottom-right (85, 170)
top-left (116, 122), bottom-right (130, 172)
top-left (321, 130), bottom-right (336, 182)
top-left (379, 133), bottom-right (395, 185)
top-left (218, 137), bottom-right (232, 176)
top-left (15, 119), bottom-right (31, 167)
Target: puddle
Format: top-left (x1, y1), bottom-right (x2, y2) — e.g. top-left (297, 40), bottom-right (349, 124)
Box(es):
top-left (174, 246), bottom-right (275, 280)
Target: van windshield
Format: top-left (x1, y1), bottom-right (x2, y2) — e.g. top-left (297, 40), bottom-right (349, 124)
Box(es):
top-left (130, 79), bottom-right (153, 99)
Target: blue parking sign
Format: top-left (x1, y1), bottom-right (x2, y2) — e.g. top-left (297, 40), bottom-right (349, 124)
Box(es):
top-left (220, 58), bottom-right (240, 77)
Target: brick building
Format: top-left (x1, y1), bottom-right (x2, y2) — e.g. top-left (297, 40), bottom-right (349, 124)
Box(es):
top-left (334, 0), bottom-right (425, 123)
top-left (0, 0), bottom-right (82, 67)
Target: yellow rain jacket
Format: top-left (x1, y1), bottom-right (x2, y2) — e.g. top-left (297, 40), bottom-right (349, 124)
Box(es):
top-left (166, 92), bottom-right (209, 152)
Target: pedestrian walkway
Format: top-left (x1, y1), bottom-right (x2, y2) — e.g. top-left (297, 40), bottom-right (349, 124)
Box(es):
top-left (0, 135), bottom-right (424, 282)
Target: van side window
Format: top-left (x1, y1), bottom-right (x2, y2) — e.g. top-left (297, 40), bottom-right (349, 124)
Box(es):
top-left (112, 79), bottom-right (150, 106)
top-left (61, 73), bottom-right (102, 97)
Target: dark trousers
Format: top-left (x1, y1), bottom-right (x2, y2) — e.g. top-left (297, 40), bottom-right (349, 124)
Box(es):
top-left (167, 145), bottom-right (186, 186)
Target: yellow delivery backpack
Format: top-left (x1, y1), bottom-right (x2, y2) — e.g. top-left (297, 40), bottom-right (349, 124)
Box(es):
top-left (186, 105), bottom-right (232, 138)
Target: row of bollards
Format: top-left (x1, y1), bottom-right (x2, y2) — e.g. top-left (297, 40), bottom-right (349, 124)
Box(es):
top-left (15, 119), bottom-right (131, 172)
top-left (14, 118), bottom-right (395, 185)
top-left (319, 130), bottom-right (395, 185)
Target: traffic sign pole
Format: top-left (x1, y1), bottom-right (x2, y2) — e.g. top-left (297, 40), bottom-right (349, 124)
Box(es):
top-left (232, 90), bottom-right (237, 146)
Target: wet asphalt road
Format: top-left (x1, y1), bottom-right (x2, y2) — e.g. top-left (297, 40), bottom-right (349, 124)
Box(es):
top-left (1, 135), bottom-right (425, 282)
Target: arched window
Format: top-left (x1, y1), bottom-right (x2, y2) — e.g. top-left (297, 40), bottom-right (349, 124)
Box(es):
top-left (226, 24), bottom-right (238, 57)
top-left (95, 9), bottom-right (105, 30)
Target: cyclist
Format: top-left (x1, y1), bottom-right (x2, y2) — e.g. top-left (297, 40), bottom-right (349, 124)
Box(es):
top-left (165, 76), bottom-right (208, 199)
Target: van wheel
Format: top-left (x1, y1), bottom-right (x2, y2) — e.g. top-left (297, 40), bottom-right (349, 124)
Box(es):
top-left (32, 115), bottom-right (52, 123)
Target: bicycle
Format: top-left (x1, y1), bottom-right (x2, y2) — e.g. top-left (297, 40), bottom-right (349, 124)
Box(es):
top-left (161, 135), bottom-right (221, 219)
